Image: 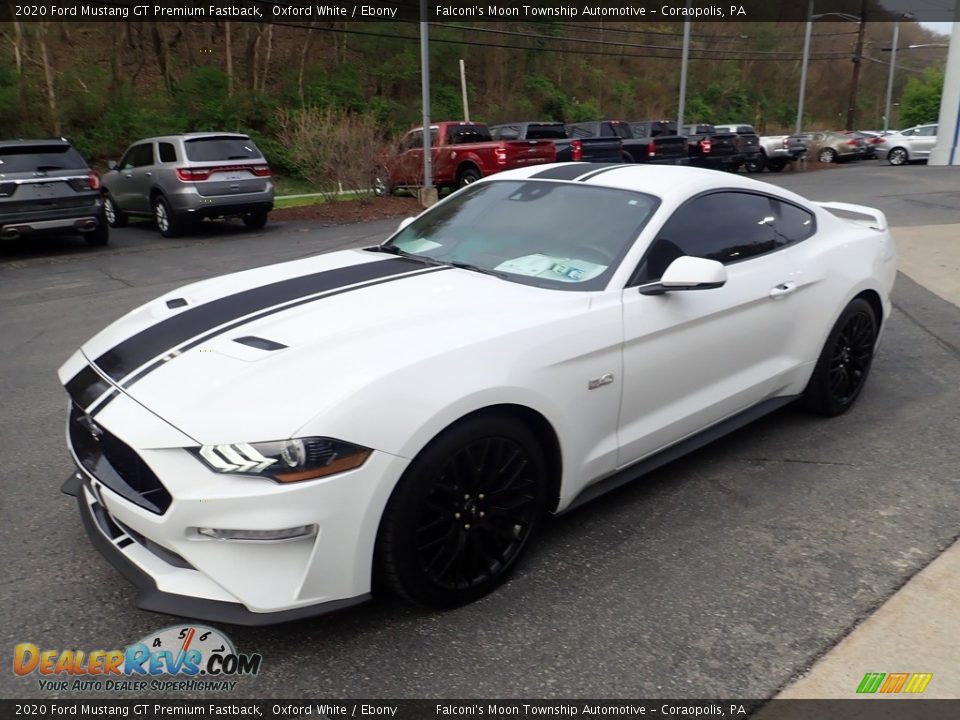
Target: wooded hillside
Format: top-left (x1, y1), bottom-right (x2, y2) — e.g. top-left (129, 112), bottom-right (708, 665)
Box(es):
top-left (0, 19), bottom-right (948, 173)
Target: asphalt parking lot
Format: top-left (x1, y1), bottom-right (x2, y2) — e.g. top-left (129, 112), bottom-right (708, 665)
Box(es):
top-left (1, 163), bottom-right (959, 699)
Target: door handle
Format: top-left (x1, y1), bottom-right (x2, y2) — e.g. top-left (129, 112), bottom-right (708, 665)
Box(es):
top-left (145, 172), bottom-right (152, 177)
top-left (124, 173), bottom-right (133, 178)
top-left (769, 281), bottom-right (798, 298)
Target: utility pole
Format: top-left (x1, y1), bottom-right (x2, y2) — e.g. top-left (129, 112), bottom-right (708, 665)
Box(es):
top-left (796, 0), bottom-right (814, 134)
top-left (883, 21), bottom-right (900, 133)
top-left (419, 0), bottom-right (434, 198)
top-left (845, 0), bottom-right (868, 130)
top-left (677, 19), bottom-right (690, 131)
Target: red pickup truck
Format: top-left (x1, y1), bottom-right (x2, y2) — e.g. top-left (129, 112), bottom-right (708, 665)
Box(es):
top-left (373, 121), bottom-right (556, 195)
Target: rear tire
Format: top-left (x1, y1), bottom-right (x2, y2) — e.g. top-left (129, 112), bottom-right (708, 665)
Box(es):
top-left (153, 195), bottom-right (182, 238)
top-left (84, 219), bottom-right (109, 247)
top-left (457, 167), bottom-right (481, 188)
top-left (744, 154), bottom-right (766, 173)
top-left (375, 413), bottom-right (549, 608)
top-left (801, 298), bottom-right (877, 417)
top-left (818, 148), bottom-right (837, 163)
top-left (242, 210), bottom-right (268, 230)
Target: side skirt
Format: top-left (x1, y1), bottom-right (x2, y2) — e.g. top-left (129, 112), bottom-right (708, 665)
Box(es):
top-left (560, 395), bottom-right (799, 514)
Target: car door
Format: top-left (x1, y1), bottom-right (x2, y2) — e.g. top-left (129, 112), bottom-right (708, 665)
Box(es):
top-left (913, 125), bottom-right (938, 158)
top-left (116, 143), bottom-right (156, 213)
top-left (616, 191), bottom-right (806, 467)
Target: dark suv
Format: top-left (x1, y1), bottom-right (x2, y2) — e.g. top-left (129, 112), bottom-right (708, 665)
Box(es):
top-left (0, 139), bottom-right (108, 246)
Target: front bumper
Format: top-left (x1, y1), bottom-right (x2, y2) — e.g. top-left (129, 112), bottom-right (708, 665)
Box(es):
top-left (63, 471), bottom-right (369, 625)
top-left (63, 389), bottom-right (409, 624)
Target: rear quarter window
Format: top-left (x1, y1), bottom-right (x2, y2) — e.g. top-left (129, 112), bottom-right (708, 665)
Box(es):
top-left (184, 137), bottom-right (263, 162)
top-left (0, 145), bottom-right (88, 173)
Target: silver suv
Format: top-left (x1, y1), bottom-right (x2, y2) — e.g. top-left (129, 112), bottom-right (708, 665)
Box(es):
top-left (101, 133), bottom-right (274, 237)
top-left (0, 139), bottom-right (107, 246)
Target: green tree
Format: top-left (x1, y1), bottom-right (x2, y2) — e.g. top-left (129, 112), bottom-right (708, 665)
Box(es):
top-left (899, 68), bottom-right (943, 127)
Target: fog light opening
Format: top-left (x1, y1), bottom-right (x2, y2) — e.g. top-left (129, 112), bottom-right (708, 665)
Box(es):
top-left (194, 524), bottom-right (317, 542)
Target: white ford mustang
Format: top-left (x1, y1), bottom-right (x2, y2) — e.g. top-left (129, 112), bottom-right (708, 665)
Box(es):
top-left (59, 164), bottom-right (896, 624)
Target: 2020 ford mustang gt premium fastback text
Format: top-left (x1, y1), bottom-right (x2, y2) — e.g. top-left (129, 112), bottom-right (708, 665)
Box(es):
top-left (59, 164), bottom-right (896, 624)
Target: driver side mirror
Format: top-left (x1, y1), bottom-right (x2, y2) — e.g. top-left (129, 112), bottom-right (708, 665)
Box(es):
top-left (107, 160), bottom-right (118, 171)
top-left (397, 217), bottom-right (415, 232)
top-left (638, 256), bottom-right (727, 296)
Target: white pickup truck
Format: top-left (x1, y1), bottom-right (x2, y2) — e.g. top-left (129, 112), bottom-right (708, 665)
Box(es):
top-left (749, 134), bottom-right (808, 172)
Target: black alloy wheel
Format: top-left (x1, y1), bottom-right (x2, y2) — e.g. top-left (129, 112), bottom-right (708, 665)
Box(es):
top-left (376, 414), bottom-right (549, 607)
top-left (802, 298), bottom-right (877, 416)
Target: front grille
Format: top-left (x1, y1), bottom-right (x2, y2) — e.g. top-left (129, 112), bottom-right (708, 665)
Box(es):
top-left (69, 405), bottom-right (172, 514)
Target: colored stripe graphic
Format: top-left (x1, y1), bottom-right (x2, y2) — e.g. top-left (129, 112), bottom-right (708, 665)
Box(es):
top-left (879, 673), bottom-right (909, 693)
top-left (856, 672), bottom-right (933, 694)
top-left (856, 673), bottom-right (885, 694)
top-left (903, 673), bottom-right (933, 694)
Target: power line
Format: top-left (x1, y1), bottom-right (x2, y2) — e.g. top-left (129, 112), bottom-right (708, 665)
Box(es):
top-left (268, 19), bottom-right (852, 63)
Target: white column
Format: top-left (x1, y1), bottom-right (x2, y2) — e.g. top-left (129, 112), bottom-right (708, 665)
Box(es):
top-left (929, 14), bottom-right (960, 165)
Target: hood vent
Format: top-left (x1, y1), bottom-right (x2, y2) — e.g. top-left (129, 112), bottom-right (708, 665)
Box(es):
top-left (166, 298), bottom-right (188, 309)
top-left (233, 336), bottom-right (287, 351)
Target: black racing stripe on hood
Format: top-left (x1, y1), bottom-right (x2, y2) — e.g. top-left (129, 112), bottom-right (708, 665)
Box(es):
top-left (117, 263), bottom-right (452, 391)
top-left (64, 365), bottom-right (111, 411)
top-left (528, 163), bottom-right (593, 180)
top-left (576, 164), bottom-right (630, 181)
top-left (92, 257), bottom-right (430, 384)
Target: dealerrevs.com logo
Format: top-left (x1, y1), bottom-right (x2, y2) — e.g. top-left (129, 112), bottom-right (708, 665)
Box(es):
top-left (13, 625), bottom-right (262, 692)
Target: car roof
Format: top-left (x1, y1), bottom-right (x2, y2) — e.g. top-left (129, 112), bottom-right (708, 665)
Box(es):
top-left (130, 132), bottom-right (252, 143)
top-left (0, 138), bottom-right (74, 148)
top-left (490, 163), bottom-right (812, 207)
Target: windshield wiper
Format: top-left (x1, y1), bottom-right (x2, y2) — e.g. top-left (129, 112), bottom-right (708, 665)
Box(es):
top-left (447, 260), bottom-right (507, 279)
top-left (369, 245), bottom-right (446, 267)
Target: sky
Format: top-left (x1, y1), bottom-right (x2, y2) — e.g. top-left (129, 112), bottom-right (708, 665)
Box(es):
top-left (920, 22), bottom-right (954, 33)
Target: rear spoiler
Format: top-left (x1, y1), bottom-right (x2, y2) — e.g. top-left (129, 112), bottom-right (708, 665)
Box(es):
top-left (815, 201), bottom-right (888, 232)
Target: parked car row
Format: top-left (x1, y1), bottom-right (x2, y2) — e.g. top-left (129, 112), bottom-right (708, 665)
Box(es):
top-left (374, 119), bottom-right (794, 195)
top-left (0, 132), bottom-right (275, 247)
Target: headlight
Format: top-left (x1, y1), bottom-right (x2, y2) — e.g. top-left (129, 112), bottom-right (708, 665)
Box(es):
top-left (192, 437), bottom-right (372, 483)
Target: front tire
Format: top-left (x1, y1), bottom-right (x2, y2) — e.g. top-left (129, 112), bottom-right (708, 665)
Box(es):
top-left (375, 413), bottom-right (549, 608)
top-left (801, 298), bottom-right (878, 416)
top-left (373, 166), bottom-right (392, 197)
top-left (103, 192), bottom-right (126, 228)
top-left (887, 147), bottom-right (908, 166)
top-left (766, 159), bottom-right (787, 172)
top-left (153, 195), bottom-right (182, 238)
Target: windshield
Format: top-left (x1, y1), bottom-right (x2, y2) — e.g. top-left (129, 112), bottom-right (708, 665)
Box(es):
top-left (384, 180), bottom-right (659, 291)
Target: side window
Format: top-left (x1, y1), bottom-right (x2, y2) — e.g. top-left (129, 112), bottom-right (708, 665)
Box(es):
top-left (399, 131), bottom-right (422, 151)
top-left (900, 128), bottom-right (916, 137)
top-left (635, 192), bottom-right (778, 283)
top-left (600, 122), bottom-right (616, 137)
top-left (133, 144), bottom-right (154, 167)
top-left (567, 125), bottom-right (594, 139)
top-left (917, 126), bottom-right (937, 137)
top-left (772, 199), bottom-right (815, 245)
top-left (158, 142), bottom-right (177, 163)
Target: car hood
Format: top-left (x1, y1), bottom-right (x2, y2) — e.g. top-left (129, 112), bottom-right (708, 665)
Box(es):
top-left (72, 250), bottom-right (587, 445)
